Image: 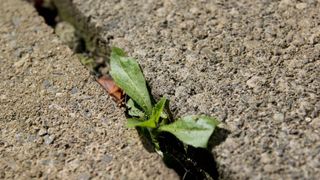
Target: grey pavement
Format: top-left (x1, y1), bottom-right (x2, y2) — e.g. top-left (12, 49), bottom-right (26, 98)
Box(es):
top-left (0, 0), bottom-right (177, 179)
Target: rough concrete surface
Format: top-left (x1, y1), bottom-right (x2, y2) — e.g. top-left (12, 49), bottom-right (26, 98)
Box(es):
top-left (54, 0), bottom-right (320, 179)
top-left (0, 0), bottom-right (177, 179)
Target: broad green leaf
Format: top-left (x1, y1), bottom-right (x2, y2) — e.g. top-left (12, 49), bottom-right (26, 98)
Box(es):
top-left (110, 47), bottom-right (153, 115)
top-left (158, 115), bottom-right (220, 148)
top-left (127, 118), bottom-right (156, 128)
top-left (126, 99), bottom-right (145, 118)
top-left (150, 97), bottom-right (167, 125)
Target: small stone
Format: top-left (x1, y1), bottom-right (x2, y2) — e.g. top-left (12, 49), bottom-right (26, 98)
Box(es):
top-left (68, 159), bottom-right (80, 171)
top-left (42, 80), bottom-right (51, 89)
top-left (101, 154), bottom-right (113, 164)
top-left (55, 93), bottom-right (63, 97)
top-left (189, 7), bottom-right (199, 14)
top-left (78, 173), bottom-right (91, 180)
top-left (300, 101), bottom-right (313, 111)
top-left (0, 95), bottom-right (6, 100)
top-left (69, 113), bottom-right (76, 118)
top-left (244, 40), bottom-right (260, 50)
top-left (43, 135), bottom-right (55, 145)
top-left (260, 153), bottom-right (272, 163)
top-left (292, 35), bottom-right (305, 46)
top-left (229, 8), bottom-right (239, 16)
top-left (296, 3), bottom-right (307, 9)
top-left (246, 76), bottom-right (265, 89)
top-left (38, 128), bottom-right (47, 136)
top-left (41, 159), bottom-right (53, 166)
top-left (70, 87), bottom-right (78, 94)
top-left (263, 164), bottom-right (275, 172)
top-left (47, 128), bottom-right (55, 135)
top-left (27, 135), bottom-right (37, 143)
top-left (310, 117), bottom-right (320, 128)
top-left (201, 47), bottom-right (212, 56)
top-left (273, 113), bottom-right (285, 122)
top-left (280, 0), bottom-right (292, 6)
top-left (305, 117), bottom-right (312, 123)
top-left (224, 138), bottom-right (239, 150)
top-left (246, 77), bottom-right (257, 88)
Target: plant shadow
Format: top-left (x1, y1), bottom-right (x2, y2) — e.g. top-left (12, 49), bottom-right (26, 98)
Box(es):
top-left (208, 127), bottom-right (231, 150)
top-left (137, 127), bottom-right (230, 180)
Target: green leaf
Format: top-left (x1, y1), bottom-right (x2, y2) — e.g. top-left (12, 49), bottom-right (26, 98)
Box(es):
top-left (126, 99), bottom-right (145, 118)
top-left (160, 111), bottom-right (168, 119)
top-left (110, 47), bottom-right (153, 115)
top-left (111, 46), bottom-right (126, 56)
top-left (127, 118), bottom-right (156, 128)
top-left (158, 115), bottom-right (220, 148)
top-left (150, 97), bottom-right (167, 125)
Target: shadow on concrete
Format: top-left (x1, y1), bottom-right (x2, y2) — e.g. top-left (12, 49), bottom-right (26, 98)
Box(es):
top-left (156, 127), bottom-right (229, 180)
top-left (208, 128), bottom-right (231, 150)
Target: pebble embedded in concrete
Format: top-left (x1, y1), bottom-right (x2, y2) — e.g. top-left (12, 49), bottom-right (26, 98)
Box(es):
top-left (38, 128), bottom-right (48, 136)
top-left (43, 135), bottom-right (55, 145)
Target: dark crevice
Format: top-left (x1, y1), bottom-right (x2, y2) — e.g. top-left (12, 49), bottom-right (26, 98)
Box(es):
top-left (29, 1), bottom-right (230, 179)
top-left (28, 0), bottom-right (109, 77)
top-left (158, 132), bottom-right (220, 180)
top-left (31, 0), bottom-right (58, 27)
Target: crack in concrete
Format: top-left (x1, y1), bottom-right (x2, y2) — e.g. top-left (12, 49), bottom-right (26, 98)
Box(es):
top-left (29, 0), bottom-right (227, 179)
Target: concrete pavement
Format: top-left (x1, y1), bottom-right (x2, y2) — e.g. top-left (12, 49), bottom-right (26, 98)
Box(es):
top-left (0, 0), bottom-right (177, 179)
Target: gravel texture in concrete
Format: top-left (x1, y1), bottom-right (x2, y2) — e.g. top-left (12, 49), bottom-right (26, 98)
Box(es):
top-left (52, 0), bottom-right (320, 179)
top-left (0, 0), bottom-right (177, 179)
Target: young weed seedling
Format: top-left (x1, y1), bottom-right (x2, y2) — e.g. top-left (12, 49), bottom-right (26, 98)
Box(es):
top-left (110, 47), bottom-right (220, 179)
